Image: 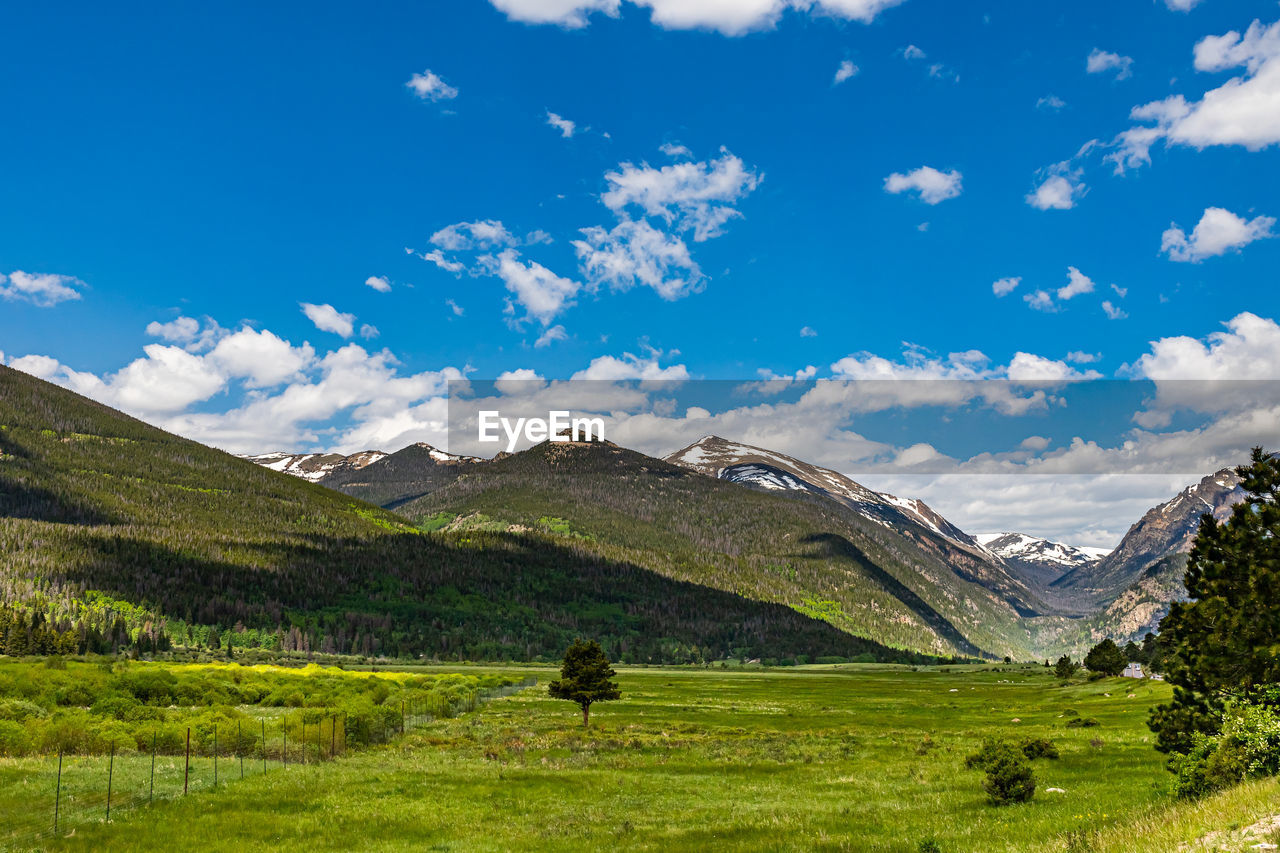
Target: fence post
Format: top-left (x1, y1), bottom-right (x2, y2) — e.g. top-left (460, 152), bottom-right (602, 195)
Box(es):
top-left (53, 750), bottom-right (62, 835)
top-left (239, 721), bottom-right (244, 780)
top-left (150, 732), bottom-right (156, 804)
top-left (106, 743), bottom-right (115, 822)
top-left (213, 724), bottom-right (218, 788)
top-left (261, 719), bottom-right (267, 774)
top-left (184, 728), bottom-right (190, 795)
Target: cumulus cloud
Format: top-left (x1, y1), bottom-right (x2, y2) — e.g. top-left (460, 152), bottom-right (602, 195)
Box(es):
top-left (534, 325), bottom-right (568, 348)
top-left (365, 275), bottom-right (392, 293)
top-left (571, 352), bottom-right (690, 381)
top-left (1026, 172), bottom-right (1086, 210)
top-left (1057, 266), bottom-right (1096, 301)
top-left (1036, 94), bottom-right (1066, 111)
top-left (546, 111), bottom-right (577, 138)
top-left (992, 277), bottom-right (1021, 297)
top-left (445, 298), bottom-right (464, 316)
top-left (300, 303), bottom-right (357, 338)
top-left (1087, 48), bottom-right (1134, 80)
top-left (490, 249), bottom-right (582, 326)
top-left (1165, 0), bottom-right (1203, 10)
top-left (1161, 206), bottom-right (1276, 261)
top-left (573, 218), bottom-right (703, 300)
top-left (1024, 290), bottom-right (1056, 312)
top-left (1110, 19), bottom-right (1280, 170)
top-left (1102, 301), bottom-right (1128, 320)
top-left (800, 326), bottom-right (818, 337)
top-left (145, 316), bottom-right (202, 344)
top-left (884, 166), bottom-right (963, 204)
top-left (659, 142), bottom-right (692, 159)
top-left (430, 220), bottom-right (516, 252)
top-left (834, 60), bottom-right (858, 84)
top-left (900, 44), bottom-right (926, 60)
top-left (600, 148), bottom-right (762, 241)
top-left (406, 69), bottom-right (459, 102)
top-left (0, 271), bottom-right (85, 307)
top-left (1129, 312), bottom-right (1280, 380)
top-left (487, 0), bottom-right (907, 36)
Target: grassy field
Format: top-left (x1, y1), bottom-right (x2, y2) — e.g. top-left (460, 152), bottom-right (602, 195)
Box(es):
top-left (6, 662), bottom-right (1275, 851)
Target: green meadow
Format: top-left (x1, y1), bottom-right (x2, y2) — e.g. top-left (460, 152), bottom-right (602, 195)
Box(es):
top-left (4, 661), bottom-right (1277, 852)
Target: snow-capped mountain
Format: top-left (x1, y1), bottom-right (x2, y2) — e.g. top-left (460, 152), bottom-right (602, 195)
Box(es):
top-left (665, 435), bottom-right (997, 558)
top-left (974, 532), bottom-right (1108, 588)
top-left (239, 450), bottom-right (387, 482)
top-left (1052, 466), bottom-right (1245, 601)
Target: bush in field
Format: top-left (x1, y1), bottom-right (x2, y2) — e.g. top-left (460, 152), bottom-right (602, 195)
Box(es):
top-left (1065, 717), bottom-right (1100, 729)
top-left (983, 752), bottom-right (1036, 805)
top-left (1020, 738), bottom-right (1059, 760)
top-left (1054, 656), bottom-right (1079, 680)
top-left (1083, 640), bottom-right (1126, 677)
top-left (1172, 699), bottom-right (1280, 798)
top-left (0, 720), bottom-right (32, 756)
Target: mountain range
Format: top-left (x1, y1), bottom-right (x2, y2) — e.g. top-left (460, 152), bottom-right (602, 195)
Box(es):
top-left (247, 434), bottom-right (1250, 656)
top-left (2, 361), bottom-right (1253, 663)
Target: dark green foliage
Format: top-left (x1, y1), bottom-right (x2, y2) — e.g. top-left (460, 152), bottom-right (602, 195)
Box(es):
top-left (918, 840), bottom-right (941, 853)
top-left (965, 740), bottom-right (1037, 805)
top-left (1083, 639), bottom-right (1126, 676)
top-left (400, 437), bottom-right (1041, 659)
top-left (1020, 737), bottom-right (1059, 760)
top-left (1065, 717), bottom-right (1100, 729)
top-left (548, 639), bottom-right (621, 726)
top-left (1150, 448), bottom-right (1280, 755)
top-left (0, 367), bottom-right (924, 665)
top-left (1171, 733), bottom-right (1246, 799)
top-left (1054, 655), bottom-right (1079, 679)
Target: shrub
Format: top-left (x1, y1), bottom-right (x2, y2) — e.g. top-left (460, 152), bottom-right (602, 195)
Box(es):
top-left (1020, 738), bottom-right (1059, 759)
top-left (983, 752), bottom-right (1036, 805)
top-left (1066, 717), bottom-right (1100, 728)
top-left (0, 720), bottom-right (32, 756)
top-left (1172, 733), bottom-right (1246, 799)
top-left (965, 738), bottom-right (1022, 771)
top-left (918, 840), bottom-right (941, 853)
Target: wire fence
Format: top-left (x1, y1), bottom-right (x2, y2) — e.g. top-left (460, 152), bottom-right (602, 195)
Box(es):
top-left (0, 677), bottom-right (537, 848)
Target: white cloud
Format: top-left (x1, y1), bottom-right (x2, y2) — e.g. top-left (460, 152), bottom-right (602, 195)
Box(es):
top-left (884, 166), bottom-right (962, 204)
top-left (659, 142), bottom-right (692, 159)
top-left (1036, 94), bottom-right (1066, 111)
top-left (365, 275), bottom-right (392, 293)
top-left (572, 352), bottom-right (689, 381)
top-left (488, 0), bottom-right (906, 36)
top-left (490, 249), bottom-right (582, 325)
top-left (600, 149), bottom-right (762, 241)
top-left (145, 316), bottom-right (202, 344)
top-left (1024, 290), bottom-right (1056, 312)
top-left (1129, 312), bottom-right (1280, 380)
top-left (413, 249), bottom-right (467, 274)
top-left (446, 298), bottom-right (464, 316)
top-left (0, 271), bottom-right (85, 307)
top-left (834, 60), bottom-right (858, 84)
top-left (1102, 301), bottom-right (1128, 320)
top-left (1006, 352), bottom-right (1102, 381)
top-left (800, 326), bottom-right (818, 337)
top-left (573, 218), bottom-right (702, 300)
top-left (1066, 351), bottom-right (1101, 364)
top-left (360, 324), bottom-right (380, 339)
top-left (534, 325), bottom-right (569, 348)
top-left (430, 220), bottom-right (516, 251)
top-left (1161, 206), bottom-right (1276, 261)
top-left (546, 111), bottom-right (577, 138)
top-left (1165, 0), bottom-right (1203, 10)
top-left (992, 277), bottom-right (1021, 297)
top-left (300, 303), bottom-right (357, 338)
top-left (1087, 48), bottom-right (1134, 80)
top-left (209, 327), bottom-right (315, 388)
top-left (901, 44), bottom-right (926, 60)
top-left (1111, 19), bottom-right (1280, 170)
top-left (406, 69), bottom-right (459, 102)
top-left (1026, 172), bottom-right (1086, 210)
top-left (1057, 266), bottom-right (1095, 301)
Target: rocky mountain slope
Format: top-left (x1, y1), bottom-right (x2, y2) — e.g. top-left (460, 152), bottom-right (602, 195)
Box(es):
top-left (238, 450), bottom-right (387, 482)
top-left (975, 532), bottom-right (1108, 588)
top-left (317, 443), bottom-right (482, 508)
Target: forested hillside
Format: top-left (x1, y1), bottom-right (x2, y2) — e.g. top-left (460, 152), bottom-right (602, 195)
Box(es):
top-left (399, 439), bottom-right (1050, 659)
top-left (0, 366), bottom-right (939, 664)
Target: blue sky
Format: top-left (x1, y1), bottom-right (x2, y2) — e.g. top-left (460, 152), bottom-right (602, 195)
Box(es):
top-left (3, 0), bottom-right (1279, 543)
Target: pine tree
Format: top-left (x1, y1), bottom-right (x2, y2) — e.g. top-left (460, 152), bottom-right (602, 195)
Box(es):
top-left (1084, 639), bottom-right (1126, 676)
top-left (1150, 448), bottom-right (1280, 755)
top-left (548, 639), bottom-right (621, 726)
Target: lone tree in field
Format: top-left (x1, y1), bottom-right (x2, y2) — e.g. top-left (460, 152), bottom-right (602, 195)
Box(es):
top-left (1084, 639), bottom-right (1126, 677)
top-left (1151, 448), bottom-right (1280, 755)
top-left (549, 639), bottom-right (621, 727)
